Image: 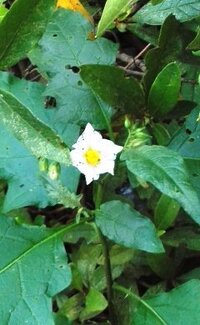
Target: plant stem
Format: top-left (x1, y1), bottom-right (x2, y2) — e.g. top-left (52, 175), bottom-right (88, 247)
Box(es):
top-left (96, 226), bottom-right (117, 325)
top-left (94, 183), bottom-right (117, 324)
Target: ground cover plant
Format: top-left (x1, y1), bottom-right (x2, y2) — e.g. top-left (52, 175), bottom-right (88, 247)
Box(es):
top-left (0, 0), bottom-right (200, 324)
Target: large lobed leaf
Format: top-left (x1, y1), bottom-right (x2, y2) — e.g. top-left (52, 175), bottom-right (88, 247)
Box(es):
top-left (132, 280), bottom-right (200, 324)
top-left (0, 72), bottom-right (79, 212)
top-left (169, 106), bottom-right (200, 159)
top-left (0, 0), bottom-right (56, 69)
top-left (29, 9), bottom-right (118, 130)
top-left (0, 89), bottom-right (71, 165)
top-left (96, 200), bottom-right (164, 253)
top-left (134, 0), bottom-right (200, 25)
top-left (0, 215), bottom-right (72, 324)
top-left (121, 145), bottom-right (200, 224)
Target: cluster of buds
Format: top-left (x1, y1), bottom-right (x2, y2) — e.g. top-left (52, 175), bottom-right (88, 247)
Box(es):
top-left (124, 115), bottom-right (151, 149)
top-left (38, 158), bottom-right (61, 180)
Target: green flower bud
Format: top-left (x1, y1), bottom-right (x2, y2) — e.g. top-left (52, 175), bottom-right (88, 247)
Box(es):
top-left (124, 115), bottom-right (132, 129)
top-left (124, 123), bottom-right (151, 149)
top-left (48, 162), bottom-right (61, 180)
top-left (38, 157), bottom-right (48, 172)
top-left (117, 22), bottom-right (127, 33)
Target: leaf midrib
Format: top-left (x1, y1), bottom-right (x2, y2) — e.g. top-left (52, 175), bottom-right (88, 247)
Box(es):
top-left (0, 222), bottom-right (78, 275)
top-left (125, 147), bottom-right (189, 198)
top-left (0, 90), bottom-right (70, 162)
top-left (113, 284), bottom-right (167, 325)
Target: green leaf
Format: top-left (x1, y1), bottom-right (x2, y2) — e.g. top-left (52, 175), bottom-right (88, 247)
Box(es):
top-left (134, 0), bottom-right (200, 25)
top-left (143, 15), bottom-right (200, 94)
top-left (180, 63), bottom-right (200, 103)
top-left (148, 62), bottom-right (181, 117)
top-left (151, 0), bottom-right (164, 4)
top-left (0, 0), bottom-right (56, 69)
top-left (80, 288), bottom-right (108, 321)
top-left (43, 177), bottom-right (81, 209)
top-left (0, 5), bottom-right (8, 22)
top-left (0, 214), bottom-right (72, 323)
top-left (114, 284), bottom-right (167, 325)
top-left (0, 89), bottom-right (70, 165)
top-left (169, 106), bottom-right (200, 159)
top-left (0, 72), bottom-right (79, 212)
top-left (96, 200), bottom-right (164, 253)
top-left (185, 159), bottom-right (200, 200)
top-left (127, 23), bottom-right (159, 46)
top-left (121, 145), bottom-right (200, 224)
top-left (64, 223), bottom-right (97, 244)
top-left (96, 0), bottom-right (137, 37)
top-left (29, 10), bottom-right (117, 129)
top-left (179, 267), bottom-right (200, 282)
top-left (59, 293), bottom-right (84, 321)
top-left (71, 242), bottom-right (102, 285)
top-left (147, 253), bottom-right (174, 279)
top-left (98, 244), bottom-right (135, 266)
top-left (154, 195), bottom-right (180, 230)
top-left (80, 64), bottom-right (145, 117)
top-left (151, 123), bottom-right (171, 146)
top-left (187, 28), bottom-right (200, 50)
top-left (115, 280), bottom-right (200, 325)
top-left (163, 227), bottom-right (200, 251)
top-left (141, 280), bottom-right (200, 324)
top-left (54, 313), bottom-right (72, 325)
top-left (91, 265), bottom-right (123, 291)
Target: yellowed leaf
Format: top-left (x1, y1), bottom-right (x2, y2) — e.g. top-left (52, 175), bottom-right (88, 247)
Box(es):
top-left (56, 0), bottom-right (93, 23)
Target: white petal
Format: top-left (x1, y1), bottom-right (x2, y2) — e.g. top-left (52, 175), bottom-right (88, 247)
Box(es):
top-left (85, 169), bottom-right (100, 184)
top-left (100, 139), bottom-right (123, 155)
top-left (70, 123), bottom-right (123, 185)
top-left (70, 149), bottom-right (85, 166)
top-left (95, 159), bottom-right (115, 175)
top-left (72, 123), bottom-right (103, 150)
top-left (82, 123), bottom-right (102, 143)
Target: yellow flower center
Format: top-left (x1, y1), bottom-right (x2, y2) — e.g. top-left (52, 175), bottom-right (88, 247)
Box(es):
top-left (84, 148), bottom-right (101, 166)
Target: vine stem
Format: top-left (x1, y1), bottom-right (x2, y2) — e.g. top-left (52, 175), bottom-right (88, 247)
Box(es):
top-left (94, 183), bottom-right (117, 324)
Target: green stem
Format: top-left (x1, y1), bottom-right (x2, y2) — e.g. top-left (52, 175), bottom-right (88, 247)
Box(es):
top-left (95, 225), bottom-right (117, 325)
top-left (94, 183), bottom-right (117, 324)
top-left (113, 284), bottom-right (167, 325)
top-left (95, 182), bottom-right (103, 210)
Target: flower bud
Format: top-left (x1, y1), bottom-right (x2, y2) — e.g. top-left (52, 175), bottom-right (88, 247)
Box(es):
top-left (48, 162), bottom-right (61, 180)
top-left (38, 157), bottom-right (48, 172)
top-left (124, 115), bottom-right (132, 129)
top-left (117, 22), bottom-right (127, 33)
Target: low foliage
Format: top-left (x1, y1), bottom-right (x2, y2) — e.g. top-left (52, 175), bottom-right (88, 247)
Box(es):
top-left (0, 0), bottom-right (200, 324)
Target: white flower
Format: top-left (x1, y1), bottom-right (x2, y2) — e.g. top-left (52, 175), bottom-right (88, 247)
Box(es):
top-left (70, 123), bottom-right (123, 185)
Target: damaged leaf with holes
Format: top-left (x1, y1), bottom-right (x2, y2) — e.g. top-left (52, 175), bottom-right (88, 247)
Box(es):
top-left (0, 1), bottom-right (200, 324)
top-left (29, 9), bottom-right (118, 129)
top-left (0, 71), bottom-right (79, 212)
